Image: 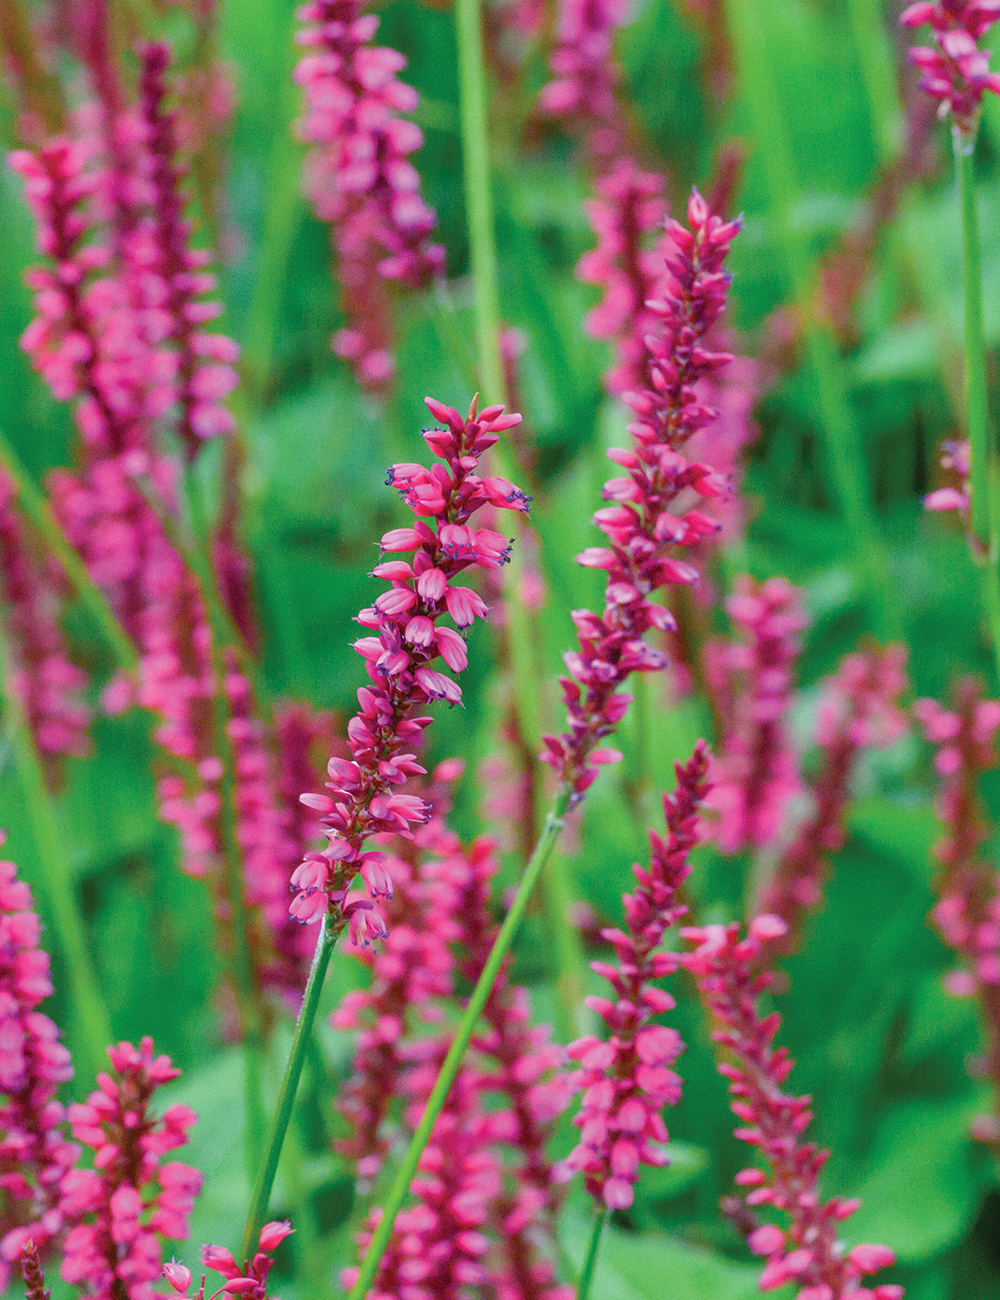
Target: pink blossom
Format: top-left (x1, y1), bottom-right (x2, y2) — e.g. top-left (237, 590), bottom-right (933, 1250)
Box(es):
top-left (682, 920), bottom-right (902, 1299)
top-left (540, 191), bottom-right (739, 805)
top-left (59, 1037), bottom-right (201, 1300)
top-left (538, 0), bottom-right (630, 159)
top-left (703, 576), bottom-right (807, 853)
top-left (758, 645), bottom-right (909, 945)
top-left (296, 0), bottom-right (444, 390)
top-left (0, 468), bottom-right (90, 773)
top-left (901, 1), bottom-right (1000, 134)
top-left (559, 744), bottom-right (709, 1210)
top-left (292, 397), bottom-right (527, 935)
top-left (0, 836), bottom-right (75, 1284)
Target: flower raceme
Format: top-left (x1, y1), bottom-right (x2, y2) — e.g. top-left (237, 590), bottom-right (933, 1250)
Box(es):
top-left (560, 742), bottom-right (709, 1211)
top-left (540, 190), bottom-right (738, 805)
top-left (900, 1), bottom-right (1000, 135)
top-left (291, 396), bottom-right (528, 939)
top-left (683, 917), bottom-right (902, 1300)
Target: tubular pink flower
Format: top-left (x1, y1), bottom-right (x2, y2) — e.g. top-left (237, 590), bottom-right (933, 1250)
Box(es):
top-left (682, 918), bottom-right (903, 1300)
top-left (0, 836), bottom-right (75, 1282)
top-left (0, 468), bottom-right (90, 771)
top-left (900, 1), bottom-right (1000, 135)
top-left (540, 191), bottom-right (739, 806)
top-left (293, 397), bottom-right (527, 934)
top-left (560, 743), bottom-right (708, 1210)
top-left (295, 0), bottom-right (445, 391)
top-left (58, 1036), bottom-right (201, 1300)
top-left (759, 647), bottom-right (909, 947)
top-left (915, 679), bottom-right (1000, 1140)
top-left (703, 576), bottom-right (807, 854)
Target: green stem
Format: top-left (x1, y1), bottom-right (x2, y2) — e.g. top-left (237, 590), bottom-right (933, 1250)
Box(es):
top-left (346, 788), bottom-right (572, 1299)
top-left (577, 1207), bottom-right (608, 1300)
top-left (0, 429), bottom-right (138, 674)
top-left (455, 0), bottom-right (503, 403)
top-left (0, 618), bottom-right (112, 1083)
top-left (240, 912), bottom-right (335, 1262)
top-left (955, 132), bottom-right (1000, 684)
top-left (722, 0), bottom-right (895, 640)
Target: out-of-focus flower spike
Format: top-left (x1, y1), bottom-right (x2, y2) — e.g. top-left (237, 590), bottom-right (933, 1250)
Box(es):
top-left (758, 646), bottom-right (909, 947)
top-left (0, 834), bottom-right (75, 1283)
top-left (682, 920), bottom-right (903, 1300)
top-left (135, 42), bottom-right (239, 459)
top-left (0, 467), bottom-right (90, 776)
top-left (703, 576), bottom-right (807, 854)
top-left (295, 0), bottom-right (444, 391)
top-left (915, 677), bottom-right (1000, 1144)
top-left (537, 0), bottom-right (630, 160)
top-left (292, 399), bottom-right (527, 939)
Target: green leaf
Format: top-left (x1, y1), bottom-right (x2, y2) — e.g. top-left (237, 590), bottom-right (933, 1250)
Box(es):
top-left (842, 1098), bottom-right (989, 1264)
top-left (561, 1213), bottom-right (763, 1300)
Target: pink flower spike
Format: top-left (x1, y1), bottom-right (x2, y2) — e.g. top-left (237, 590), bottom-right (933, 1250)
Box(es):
top-left (899, 0), bottom-right (1000, 133)
top-left (557, 745), bottom-right (708, 1210)
top-left (683, 923), bottom-right (898, 1300)
top-left (543, 192), bottom-right (742, 806)
top-left (291, 399), bottom-right (526, 940)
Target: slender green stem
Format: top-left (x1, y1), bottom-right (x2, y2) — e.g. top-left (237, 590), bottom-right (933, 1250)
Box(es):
top-left (577, 1207), bottom-right (608, 1300)
top-left (0, 429), bottom-right (138, 674)
top-left (455, 0), bottom-right (503, 403)
top-left (240, 912), bottom-right (335, 1263)
top-left (955, 132), bottom-right (1000, 684)
top-left (346, 788), bottom-right (572, 1299)
top-left (0, 618), bottom-right (113, 1083)
top-left (722, 0), bottom-right (895, 640)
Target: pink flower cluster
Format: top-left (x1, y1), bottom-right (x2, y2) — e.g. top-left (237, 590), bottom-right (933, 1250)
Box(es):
top-left (540, 191), bottom-right (738, 804)
top-left (537, 0), bottom-right (630, 158)
top-left (163, 1220), bottom-right (294, 1300)
top-left (56, 1038), bottom-right (200, 1300)
top-left (291, 396), bottom-right (528, 937)
top-left (683, 916), bottom-right (903, 1300)
top-left (901, 1), bottom-right (1000, 135)
top-left (0, 467), bottom-right (89, 767)
top-left (915, 683), bottom-right (1000, 1041)
top-left (760, 646), bottom-right (909, 946)
top-left (295, 0), bottom-right (445, 389)
top-left (576, 160), bottom-right (667, 394)
top-left (0, 836), bottom-right (75, 1280)
top-left (704, 576), bottom-right (807, 854)
top-left (561, 742), bottom-right (708, 1210)
top-left (134, 42), bottom-right (240, 458)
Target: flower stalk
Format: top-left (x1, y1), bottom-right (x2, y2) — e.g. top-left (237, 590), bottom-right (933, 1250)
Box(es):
top-left (577, 1208), bottom-right (607, 1300)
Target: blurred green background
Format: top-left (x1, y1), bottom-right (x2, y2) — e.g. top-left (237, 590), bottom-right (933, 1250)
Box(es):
top-left (4, 0), bottom-right (1000, 1295)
